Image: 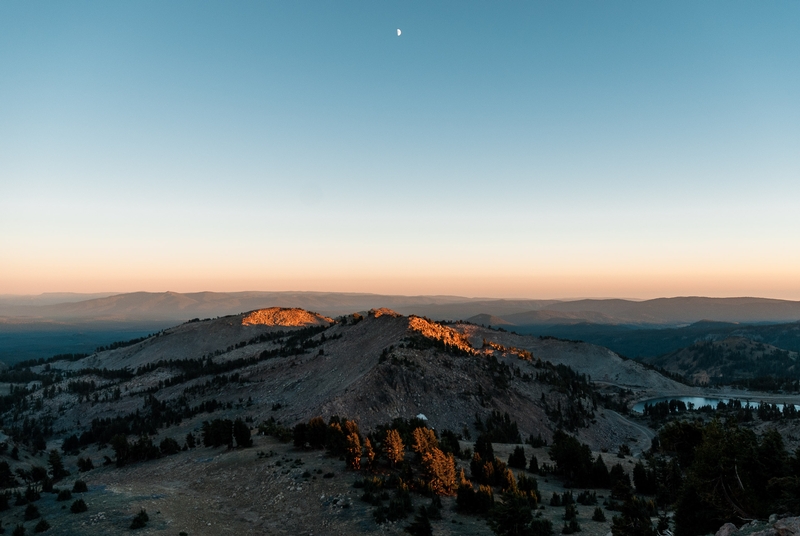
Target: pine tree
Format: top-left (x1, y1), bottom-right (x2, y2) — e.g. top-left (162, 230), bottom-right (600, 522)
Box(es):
top-left (421, 448), bottom-right (456, 494)
top-left (233, 419), bottom-right (252, 448)
top-left (412, 428), bottom-right (438, 456)
top-left (346, 433), bottom-right (362, 470)
top-left (529, 453), bottom-right (540, 474)
top-left (47, 450), bottom-right (67, 481)
top-left (508, 446), bottom-right (527, 469)
top-left (385, 429), bottom-right (405, 467)
top-left (363, 437), bottom-right (376, 469)
top-left (488, 490), bottom-right (532, 536)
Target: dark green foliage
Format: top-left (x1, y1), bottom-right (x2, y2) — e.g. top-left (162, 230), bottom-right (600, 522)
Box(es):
top-left (550, 492), bottom-right (562, 507)
top-left (30, 466), bottom-right (48, 483)
top-left (563, 503), bottom-right (577, 521)
top-left (130, 508), bottom-right (149, 529)
top-left (62, 434), bottom-right (80, 453)
top-left (488, 491), bottom-right (536, 536)
top-left (526, 433), bottom-right (547, 448)
top-left (438, 429), bottom-right (462, 457)
top-left (33, 519), bottom-right (50, 533)
top-left (13, 525), bottom-right (24, 536)
top-left (77, 457), bottom-right (94, 472)
top-left (517, 473), bottom-right (538, 496)
top-left (159, 437), bottom-right (181, 456)
top-left (576, 491), bottom-right (596, 505)
top-left (474, 435), bottom-right (495, 461)
top-left (0, 462), bottom-right (18, 488)
top-left (293, 422), bottom-right (308, 448)
top-left (591, 455), bottom-right (610, 488)
top-left (608, 464), bottom-right (631, 499)
top-left (592, 506), bottom-right (606, 522)
top-left (111, 434), bottom-right (130, 466)
top-left (24, 503), bottom-right (40, 520)
top-left (669, 421), bottom-right (793, 536)
top-left (528, 454), bottom-right (539, 474)
top-left (561, 519), bottom-right (581, 534)
top-left (657, 420), bottom-right (703, 468)
top-left (475, 411), bottom-right (522, 444)
top-left (185, 432), bottom-right (196, 448)
top-left (632, 461), bottom-right (656, 495)
top-left (548, 430), bottom-right (593, 487)
top-left (233, 418), bottom-right (252, 448)
top-left (72, 480), bottom-right (88, 493)
top-left (611, 496), bottom-right (655, 536)
top-left (70, 498), bottom-right (88, 513)
top-left (508, 446), bottom-right (527, 469)
top-left (57, 489), bottom-right (72, 501)
top-left (0, 492), bottom-right (9, 511)
top-left (202, 419), bottom-right (233, 448)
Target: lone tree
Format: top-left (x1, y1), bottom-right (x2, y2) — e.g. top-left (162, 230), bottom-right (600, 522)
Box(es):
top-left (385, 429), bottom-right (405, 467)
top-left (363, 437), bottom-right (376, 469)
top-left (508, 446), bottom-right (527, 469)
top-left (345, 433), bottom-right (362, 470)
top-left (233, 419), bottom-right (252, 448)
top-left (48, 450), bottom-right (68, 481)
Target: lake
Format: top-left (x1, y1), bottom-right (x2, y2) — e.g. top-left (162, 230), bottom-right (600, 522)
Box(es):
top-left (632, 396), bottom-right (800, 414)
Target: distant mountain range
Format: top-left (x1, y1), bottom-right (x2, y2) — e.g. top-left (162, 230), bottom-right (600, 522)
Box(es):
top-left (3, 292), bottom-right (800, 326)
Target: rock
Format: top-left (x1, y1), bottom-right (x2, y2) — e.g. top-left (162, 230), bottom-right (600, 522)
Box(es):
top-left (775, 517), bottom-right (800, 536)
top-left (771, 515), bottom-right (780, 524)
top-left (716, 523), bottom-right (739, 536)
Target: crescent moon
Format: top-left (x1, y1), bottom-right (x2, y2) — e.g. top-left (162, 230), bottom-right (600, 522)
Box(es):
top-left (397, 29), bottom-right (401, 36)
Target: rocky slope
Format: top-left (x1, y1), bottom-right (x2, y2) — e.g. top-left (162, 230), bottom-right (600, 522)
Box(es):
top-left (9, 308), bottom-right (685, 455)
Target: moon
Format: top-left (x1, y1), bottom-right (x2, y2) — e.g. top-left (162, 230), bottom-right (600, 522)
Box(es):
top-left (397, 29), bottom-right (401, 36)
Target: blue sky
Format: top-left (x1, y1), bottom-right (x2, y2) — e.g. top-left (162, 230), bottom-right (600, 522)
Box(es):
top-left (1, 1), bottom-right (799, 298)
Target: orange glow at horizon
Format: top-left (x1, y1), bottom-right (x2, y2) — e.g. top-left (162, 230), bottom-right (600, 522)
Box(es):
top-left (3, 260), bottom-right (800, 300)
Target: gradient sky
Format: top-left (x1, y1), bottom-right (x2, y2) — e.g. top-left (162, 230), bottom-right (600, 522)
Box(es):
top-left (1, 1), bottom-right (799, 299)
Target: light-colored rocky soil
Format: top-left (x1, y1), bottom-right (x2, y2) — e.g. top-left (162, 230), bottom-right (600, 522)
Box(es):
top-left (242, 308), bottom-right (333, 327)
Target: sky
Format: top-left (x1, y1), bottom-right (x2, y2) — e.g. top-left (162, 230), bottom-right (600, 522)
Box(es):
top-left (1, 1), bottom-right (799, 299)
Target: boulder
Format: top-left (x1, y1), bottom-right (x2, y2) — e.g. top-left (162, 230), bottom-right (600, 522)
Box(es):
top-left (716, 523), bottom-right (739, 536)
top-left (775, 518), bottom-right (800, 536)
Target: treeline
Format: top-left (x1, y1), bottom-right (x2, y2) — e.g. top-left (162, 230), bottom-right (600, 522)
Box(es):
top-left (108, 417), bottom-right (252, 467)
top-left (642, 398), bottom-right (800, 425)
top-left (95, 332), bottom-right (161, 353)
top-left (1, 324), bottom-right (333, 447)
top-left (12, 353), bottom-right (91, 370)
top-left (62, 395), bottom-right (226, 452)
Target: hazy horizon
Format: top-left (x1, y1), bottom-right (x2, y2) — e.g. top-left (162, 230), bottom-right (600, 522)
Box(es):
top-left (2, 2), bottom-right (798, 299)
top-left (3, 289), bottom-right (800, 304)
